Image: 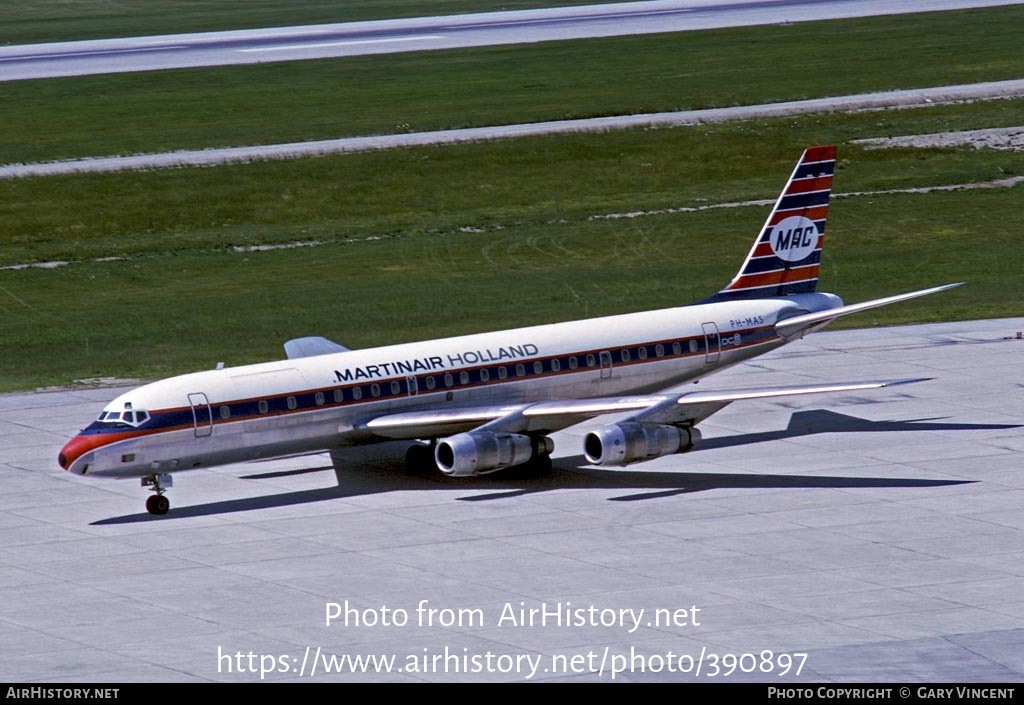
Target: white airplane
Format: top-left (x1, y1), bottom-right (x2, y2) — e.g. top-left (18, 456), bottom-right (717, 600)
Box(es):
top-left (59, 145), bottom-right (960, 515)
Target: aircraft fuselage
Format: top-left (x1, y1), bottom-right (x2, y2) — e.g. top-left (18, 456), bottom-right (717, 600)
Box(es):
top-left (60, 293), bottom-right (841, 479)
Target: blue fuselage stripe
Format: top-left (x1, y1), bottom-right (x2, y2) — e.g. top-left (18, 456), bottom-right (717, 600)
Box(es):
top-left (82, 325), bottom-right (782, 439)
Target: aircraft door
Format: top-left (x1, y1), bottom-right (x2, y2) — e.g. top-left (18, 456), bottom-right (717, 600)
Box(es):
top-left (599, 350), bottom-right (613, 379)
top-left (702, 322), bottom-right (721, 364)
top-left (406, 375), bottom-right (419, 397)
top-left (188, 392), bottom-right (213, 438)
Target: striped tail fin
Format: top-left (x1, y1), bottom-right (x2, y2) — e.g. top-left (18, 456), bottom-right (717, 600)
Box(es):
top-left (703, 145), bottom-right (836, 302)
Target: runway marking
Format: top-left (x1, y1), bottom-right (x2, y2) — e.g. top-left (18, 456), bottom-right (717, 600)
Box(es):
top-left (238, 36), bottom-right (445, 53)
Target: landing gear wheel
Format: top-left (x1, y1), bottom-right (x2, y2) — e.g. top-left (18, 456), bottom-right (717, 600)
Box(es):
top-left (146, 494), bottom-right (170, 515)
top-left (405, 443), bottom-right (436, 473)
top-left (531, 454), bottom-right (553, 474)
top-left (521, 453), bottom-right (553, 476)
top-left (505, 453), bottom-right (554, 479)
top-left (142, 473), bottom-right (174, 515)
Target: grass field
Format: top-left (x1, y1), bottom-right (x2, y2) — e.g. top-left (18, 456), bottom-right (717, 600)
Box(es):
top-left (3, 5), bottom-right (1024, 164)
top-left (0, 6), bottom-right (1022, 392)
top-left (2, 108), bottom-right (1021, 391)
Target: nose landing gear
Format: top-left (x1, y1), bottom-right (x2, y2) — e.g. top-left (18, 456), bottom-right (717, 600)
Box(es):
top-left (142, 473), bottom-right (173, 515)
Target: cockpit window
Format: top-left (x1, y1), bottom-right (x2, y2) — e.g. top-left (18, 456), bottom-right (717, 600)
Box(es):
top-left (97, 408), bottom-right (149, 427)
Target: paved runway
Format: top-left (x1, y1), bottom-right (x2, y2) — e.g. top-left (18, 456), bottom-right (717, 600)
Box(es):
top-left (2, 317), bottom-right (1023, 682)
top-left (1, 0), bottom-right (1017, 81)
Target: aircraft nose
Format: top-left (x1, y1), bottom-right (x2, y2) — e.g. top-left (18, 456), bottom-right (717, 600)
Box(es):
top-left (59, 435), bottom-right (97, 473)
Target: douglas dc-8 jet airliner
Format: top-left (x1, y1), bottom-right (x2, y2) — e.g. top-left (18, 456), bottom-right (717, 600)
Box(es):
top-left (59, 146), bottom-right (960, 515)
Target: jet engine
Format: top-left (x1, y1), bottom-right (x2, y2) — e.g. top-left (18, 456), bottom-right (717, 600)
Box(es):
top-left (435, 432), bottom-right (554, 477)
top-left (583, 423), bottom-right (701, 467)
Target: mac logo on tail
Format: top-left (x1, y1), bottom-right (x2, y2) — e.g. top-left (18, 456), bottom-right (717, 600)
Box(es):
top-left (771, 216), bottom-right (819, 262)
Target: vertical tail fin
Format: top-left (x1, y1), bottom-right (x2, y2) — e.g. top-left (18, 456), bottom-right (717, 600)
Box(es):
top-left (705, 145), bottom-right (836, 302)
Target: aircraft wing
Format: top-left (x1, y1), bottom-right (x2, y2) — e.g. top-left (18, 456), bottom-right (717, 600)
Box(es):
top-left (357, 378), bottom-right (926, 440)
top-left (358, 397), bottom-right (662, 439)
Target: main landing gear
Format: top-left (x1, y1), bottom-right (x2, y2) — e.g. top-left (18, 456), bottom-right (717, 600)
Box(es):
top-left (142, 473), bottom-right (173, 515)
top-left (405, 442), bottom-right (436, 473)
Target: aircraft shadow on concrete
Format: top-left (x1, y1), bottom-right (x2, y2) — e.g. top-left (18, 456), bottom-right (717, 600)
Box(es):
top-left (698, 408), bottom-right (1020, 451)
top-left (93, 409), bottom-right (1009, 524)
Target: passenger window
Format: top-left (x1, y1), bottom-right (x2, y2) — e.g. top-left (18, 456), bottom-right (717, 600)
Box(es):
top-left (459, 371), bottom-right (469, 385)
top-left (390, 381), bottom-right (401, 395)
top-left (569, 357), bottom-right (578, 369)
top-left (333, 389), bottom-right (344, 403)
top-left (425, 376), bottom-right (436, 390)
top-left (586, 354), bottom-right (596, 367)
top-left (287, 396), bottom-right (297, 409)
top-left (638, 347), bottom-right (648, 360)
top-left (352, 387), bottom-right (363, 400)
top-left (689, 340), bottom-right (699, 353)
top-left (219, 406), bottom-right (231, 420)
top-left (551, 359), bottom-right (561, 372)
top-left (673, 342), bottom-right (682, 355)
top-left (259, 400), bottom-right (269, 414)
top-left (516, 364), bottom-right (526, 377)
top-left (533, 361), bottom-right (543, 375)
top-left (621, 350), bottom-right (631, 363)
top-left (371, 384), bottom-right (381, 398)
top-left (480, 369), bottom-right (490, 382)
top-left (498, 367), bottom-right (508, 379)
top-left (315, 392), bottom-right (325, 406)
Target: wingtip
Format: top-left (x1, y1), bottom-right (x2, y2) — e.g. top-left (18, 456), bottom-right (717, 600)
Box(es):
top-left (881, 377), bottom-right (933, 387)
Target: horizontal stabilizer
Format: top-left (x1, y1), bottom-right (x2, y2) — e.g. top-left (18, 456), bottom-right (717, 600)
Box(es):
top-left (283, 336), bottom-right (350, 359)
top-left (775, 283), bottom-right (963, 337)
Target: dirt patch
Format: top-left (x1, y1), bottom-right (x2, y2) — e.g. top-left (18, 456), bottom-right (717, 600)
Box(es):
top-left (853, 126), bottom-right (1024, 151)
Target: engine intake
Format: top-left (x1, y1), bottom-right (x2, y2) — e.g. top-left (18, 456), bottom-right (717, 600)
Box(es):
top-left (435, 432), bottom-right (554, 477)
top-left (583, 423), bottom-right (701, 467)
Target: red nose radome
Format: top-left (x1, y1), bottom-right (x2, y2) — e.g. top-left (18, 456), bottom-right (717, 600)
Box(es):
top-left (58, 433), bottom-right (131, 473)
top-left (59, 435), bottom-right (93, 471)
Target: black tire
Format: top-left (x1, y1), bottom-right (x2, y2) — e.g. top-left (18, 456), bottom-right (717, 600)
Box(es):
top-left (146, 494), bottom-right (170, 515)
top-left (405, 444), bottom-right (435, 472)
top-left (505, 454), bottom-right (554, 479)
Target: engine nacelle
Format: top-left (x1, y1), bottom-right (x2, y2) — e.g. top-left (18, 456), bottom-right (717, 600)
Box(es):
top-left (435, 432), bottom-right (554, 477)
top-left (583, 423), bottom-right (701, 467)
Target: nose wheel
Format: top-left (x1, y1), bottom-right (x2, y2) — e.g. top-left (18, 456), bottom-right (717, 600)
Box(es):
top-left (146, 494), bottom-right (170, 515)
top-left (142, 474), bottom-right (173, 515)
